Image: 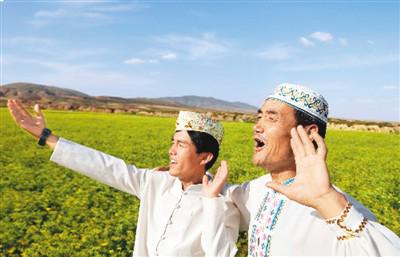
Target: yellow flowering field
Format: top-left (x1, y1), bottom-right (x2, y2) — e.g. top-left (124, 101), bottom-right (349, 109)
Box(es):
top-left (1, 108), bottom-right (399, 256)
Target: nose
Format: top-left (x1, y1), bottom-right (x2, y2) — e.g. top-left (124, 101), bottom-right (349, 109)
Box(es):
top-left (169, 143), bottom-right (177, 156)
top-left (253, 120), bottom-right (264, 134)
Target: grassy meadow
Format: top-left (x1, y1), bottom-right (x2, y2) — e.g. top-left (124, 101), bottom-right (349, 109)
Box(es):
top-left (0, 108), bottom-right (399, 256)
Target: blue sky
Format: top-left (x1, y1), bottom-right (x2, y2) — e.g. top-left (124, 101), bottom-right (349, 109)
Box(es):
top-left (1, 0), bottom-right (399, 121)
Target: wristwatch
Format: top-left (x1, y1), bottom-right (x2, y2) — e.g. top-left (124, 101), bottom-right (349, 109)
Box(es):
top-left (38, 128), bottom-right (52, 146)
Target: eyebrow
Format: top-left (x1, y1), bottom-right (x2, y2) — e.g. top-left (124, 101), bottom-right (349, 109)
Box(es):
top-left (266, 110), bottom-right (278, 115)
top-left (257, 109), bottom-right (278, 115)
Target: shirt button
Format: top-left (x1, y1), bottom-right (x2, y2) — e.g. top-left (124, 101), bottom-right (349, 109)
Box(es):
top-left (176, 205), bottom-right (181, 209)
top-left (168, 220), bottom-right (173, 225)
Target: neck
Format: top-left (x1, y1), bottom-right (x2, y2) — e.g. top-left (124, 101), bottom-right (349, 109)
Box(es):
top-left (180, 173), bottom-right (204, 191)
top-left (270, 169), bottom-right (296, 184)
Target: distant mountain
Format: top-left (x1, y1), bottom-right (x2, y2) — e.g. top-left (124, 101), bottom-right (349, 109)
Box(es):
top-left (0, 82), bottom-right (90, 100)
top-left (155, 96), bottom-right (257, 113)
top-left (0, 82), bottom-right (257, 113)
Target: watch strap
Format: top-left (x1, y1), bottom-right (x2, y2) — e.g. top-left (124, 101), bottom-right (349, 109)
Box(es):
top-left (38, 128), bottom-right (52, 146)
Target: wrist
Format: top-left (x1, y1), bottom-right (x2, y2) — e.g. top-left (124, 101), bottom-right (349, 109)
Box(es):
top-left (46, 134), bottom-right (59, 149)
top-left (312, 187), bottom-right (347, 219)
top-left (38, 128), bottom-right (52, 146)
top-left (36, 128), bottom-right (59, 150)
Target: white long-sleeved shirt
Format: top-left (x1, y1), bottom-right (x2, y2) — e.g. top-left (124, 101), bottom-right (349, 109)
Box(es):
top-left (224, 174), bottom-right (400, 256)
top-left (50, 138), bottom-right (239, 257)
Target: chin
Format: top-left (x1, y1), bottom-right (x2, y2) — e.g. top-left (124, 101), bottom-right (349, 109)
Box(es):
top-left (252, 156), bottom-right (264, 167)
top-left (252, 151), bottom-right (267, 167)
top-left (168, 168), bottom-right (179, 177)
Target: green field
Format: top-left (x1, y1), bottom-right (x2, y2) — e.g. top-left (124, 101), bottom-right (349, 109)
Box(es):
top-left (1, 108), bottom-right (399, 257)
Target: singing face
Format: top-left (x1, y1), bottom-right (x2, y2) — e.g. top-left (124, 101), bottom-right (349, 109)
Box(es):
top-left (168, 130), bottom-right (205, 181)
top-left (253, 99), bottom-right (297, 172)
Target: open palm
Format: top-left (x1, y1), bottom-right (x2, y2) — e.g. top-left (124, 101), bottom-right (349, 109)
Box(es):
top-left (202, 160), bottom-right (228, 198)
top-left (267, 126), bottom-right (334, 209)
top-left (7, 99), bottom-right (46, 138)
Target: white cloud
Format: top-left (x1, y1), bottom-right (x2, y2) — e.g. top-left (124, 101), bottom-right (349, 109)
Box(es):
top-left (27, 19), bottom-right (50, 29)
top-left (356, 98), bottom-right (375, 104)
top-left (299, 37), bottom-right (315, 47)
top-left (124, 58), bottom-right (158, 65)
top-left (155, 33), bottom-right (230, 59)
top-left (124, 58), bottom-right (147, 65)
top-left (6, 37), bottom-right (56, 46)
top-left (149, 71), bottom-right (161, 76)
top-left (383, 85), bottom-right (398, 90)
top-left (35, 9), bottom-right (69, 18)
top-left (6, 56), bottom-right (155, 92)
top-left (257, 44), bottom-right (296, 60)
top-left (309, 32), bottom-right (334, 42)
top-left (90, 3), bottom-right (148, 12)
top-left (161, 53), bottom-right (177, 60)
top-left (29, 2), bottom-right (142, 29)
top-left (367, 40), bottom-right (375, 45)
top-left (6, 37), bottom-right (109, 61)
top-left (338, 38), bottom-right (348, 46)
top-left (278, 54), bottom-right (398, 71)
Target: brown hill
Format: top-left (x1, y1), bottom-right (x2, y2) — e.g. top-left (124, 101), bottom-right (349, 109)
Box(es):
top-left (0, 82), bottom-right (257, 122)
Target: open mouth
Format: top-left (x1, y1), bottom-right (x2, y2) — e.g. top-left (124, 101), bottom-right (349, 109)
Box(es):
top-left (170, 159), bottom-right (177, 165)
top-left (254, 136), bottom-right (266, 152)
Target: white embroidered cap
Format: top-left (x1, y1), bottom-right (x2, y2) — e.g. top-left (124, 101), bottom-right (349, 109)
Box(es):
top-left (176, 111), bottom-right (224, 144)
top-left (267, 83), bottom-right (329, 123)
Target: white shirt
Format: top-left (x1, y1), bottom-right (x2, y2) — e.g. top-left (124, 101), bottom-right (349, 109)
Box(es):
top-left (50, 138), bottom-right (239, 257)
top-left (224, 174), bottom-right (400, 256)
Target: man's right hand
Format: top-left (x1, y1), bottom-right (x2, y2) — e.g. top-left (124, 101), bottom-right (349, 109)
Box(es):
top-left (7, 99), bottom-right (59, 149)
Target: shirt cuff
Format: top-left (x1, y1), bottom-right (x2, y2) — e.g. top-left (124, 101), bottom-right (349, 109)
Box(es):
top-left (50, 137), bottom-right (71, 163)
top-left (326, 202), bottom-right (369, 240)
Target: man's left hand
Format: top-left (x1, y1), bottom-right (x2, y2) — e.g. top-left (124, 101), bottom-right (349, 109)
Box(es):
top-left (202, 160), bottom-right (228, 198)
top-left (266, 125), bottom-right (347, 218)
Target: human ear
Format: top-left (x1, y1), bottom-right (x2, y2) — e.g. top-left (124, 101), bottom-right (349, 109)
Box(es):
top-left (304, 124), bottom-right (319, 149)
top-left (200, 152), bottom-right (214, 166)
top-left (305, 124), bottom-right (319, 135)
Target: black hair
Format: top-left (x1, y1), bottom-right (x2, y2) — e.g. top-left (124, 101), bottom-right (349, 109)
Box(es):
top-left (187, 131), bottom-right (219, 170)
top-left (294, 109), bottom-right (327, 138)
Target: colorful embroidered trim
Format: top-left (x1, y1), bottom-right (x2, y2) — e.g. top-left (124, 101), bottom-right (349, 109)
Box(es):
top-left (248, 178), bottom-right (294, 257)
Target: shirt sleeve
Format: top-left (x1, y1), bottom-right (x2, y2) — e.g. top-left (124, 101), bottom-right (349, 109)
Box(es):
top-left (50, 138), bottom-right (151, 199)
top-left (223, 183), bottom-right (251, 232)
top-left (200, 196), bottom-right (240, 257)
top-left (326, 200), bottom-right (400, 256)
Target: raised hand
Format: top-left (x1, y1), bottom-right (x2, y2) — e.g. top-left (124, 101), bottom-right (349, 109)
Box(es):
top-left (7, 99), bottom-right (46, 138)
top-left (202, 160), bottom-right (228, 198)
top-left (266, 125), bottom-right (347, 218)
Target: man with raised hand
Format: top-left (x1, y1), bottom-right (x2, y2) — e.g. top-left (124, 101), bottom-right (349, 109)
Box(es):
top-left (212, 83), bottom-right (399, 256)
top-left (7, 99), bottom-right (239, 257)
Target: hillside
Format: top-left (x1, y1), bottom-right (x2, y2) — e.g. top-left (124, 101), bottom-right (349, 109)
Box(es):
top-left (0, 83), bottom-right (256, 114)
top-left (155, 95), bottom-right (256, 113)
